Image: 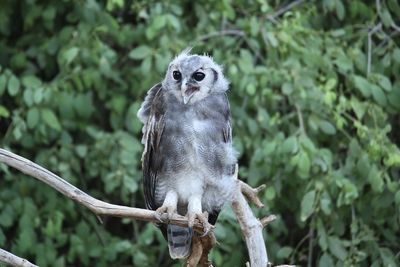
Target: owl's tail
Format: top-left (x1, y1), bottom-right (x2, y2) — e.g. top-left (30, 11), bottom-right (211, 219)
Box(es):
top-left (167, 224), bottom-right (193, 259)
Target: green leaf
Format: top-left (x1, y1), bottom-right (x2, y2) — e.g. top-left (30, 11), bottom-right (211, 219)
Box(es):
top-left (0, 105), bottom-right (10, 118)
top-left (23, 88), bottom-right (34, 106)
top-left (377, 75), bottom-right (392, 92)
top-left (152, 15), bottom-right (167, 30)
top-left (75, 145), bottom-right (87, 158)
top-left (27, 108), bottom-right (40, 128)
top-left (381, 8), bottom-right (394, 27)
top-left (266, 32), bottom-right (278, 47)
top-left (368, 165), bottom-right (384, 193)
top-left (22, 75), bottom-right (42, 88)
top-left (393, 48), bottom-right (400, 63)
top-left (300, 190), bottom-right (316, 221)
top-left (335, 0), bottom-right (345, 20)
top-left (350, 98), bottom-right (366, 119)
top-left (328, 236), bottom-right (347, 260)
top-left (371, 84), bottom-right (387, 106)
top-left (7, 75), bottom-right (20, 96)
top-left (277, 246), bottom-right (293, 259)
top-left (379, 248), bottom-right (397, 267)
top-left (264, 186), bottom-right (276, 201)
top-left (281, 82), bottom-right (293, 95)
top-left (281, 136), bottom-right (298, 154)
top-left (297, 152), bottom-right (311, 178)
top-left (388, 88), bottom-right (400, 109)
top-left (317, 219), bottom-right (328, 251)
top-left (319, 120), bottom-right (336, 135)
top-left (34, 88), bottom-right (44, 104)
top-left (0, 75), bottom-right (7, 96)
top-left (246, 84), bottom-right (256, 95)
top-left (319, 253), bottom-right (335, 267)
top-left (320, 194), bottom-right (332, 215)
top-left (394, 190), bottom-right (400, 207)
top-left (129, 46), bottom-right (152, 60)
top-left (41, 108), bottom-right (62, 131)
top-left (0, 206), bottom-right (14, 227)
top-left (0, 228), bottom-right (5, 246)
top-left (353, 75), bottom-right (371, 97)
top-left (325, 78), bottom-right (337, 90)
top-left (64, 47), bottom-right (79, 65)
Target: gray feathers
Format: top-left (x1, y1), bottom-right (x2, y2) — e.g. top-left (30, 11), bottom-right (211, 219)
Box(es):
top-left (138, 51), bottom-right (237, 259)
top-left (167, 225), bottom-right (193, 259)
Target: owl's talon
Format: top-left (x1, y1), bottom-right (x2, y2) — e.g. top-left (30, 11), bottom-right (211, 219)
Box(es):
top-left (187, 211), bottom-right (214, 236)
top-left (154, 205), bottom-right (176, 223)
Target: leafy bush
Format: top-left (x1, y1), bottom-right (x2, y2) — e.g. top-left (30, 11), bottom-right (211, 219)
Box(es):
top-left (1, 0), bottom-right (399, 266)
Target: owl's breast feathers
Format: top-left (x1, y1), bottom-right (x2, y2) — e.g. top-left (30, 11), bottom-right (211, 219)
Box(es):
top-left (139, 84), bottom-right (235, 211)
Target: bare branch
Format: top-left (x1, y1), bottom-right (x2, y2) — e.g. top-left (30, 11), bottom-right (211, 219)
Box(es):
top-left (197, 29), bottom-right (245, 42)
top-left (307, 218), bottom-right (315, 267)
top-left (295, 104), bottom-right (307, 136)
top-left (267, 0), bottom-right (305, 21)
top-left (0, 248), bottom-right (38, 267)
top-left (260, 215), bottom-right (277, 228)
top-left (0, 148), bottom-right (204, 231)
top-left (231, 165), bottom-right (268, 266)
top-left (0, 149), bottom-right (281, 267)
top-left (367, 23), bottom-right (382, 76)
top-left (184, 233), bottom-right (215, 267)
top-left (240, 181), bottom-right (266, 208)
top-left (376, 0), bottom-right (400, 32)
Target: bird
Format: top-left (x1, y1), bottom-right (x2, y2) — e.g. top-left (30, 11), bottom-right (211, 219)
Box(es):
top-left (137, 49), bottom-right (237, 259)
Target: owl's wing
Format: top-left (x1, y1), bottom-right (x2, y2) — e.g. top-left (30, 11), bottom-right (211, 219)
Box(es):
top-left (209, 92), bottom-right (234, 225)
top-left (222, 93), bottom-right (232, 144)
top-left (138, 83), bottom-right (165, 210)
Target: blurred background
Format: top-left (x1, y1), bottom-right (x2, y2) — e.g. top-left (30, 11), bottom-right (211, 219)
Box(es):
top-left (0, 0), bottom-right (399, 266)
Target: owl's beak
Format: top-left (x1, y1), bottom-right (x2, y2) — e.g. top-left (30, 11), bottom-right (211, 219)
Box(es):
top-left (181, 82), bottom-right (199, 105)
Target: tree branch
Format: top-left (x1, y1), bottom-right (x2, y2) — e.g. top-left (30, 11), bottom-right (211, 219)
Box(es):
top-left (231, 165), bottom-right (269, 267)
top-left (0, 148), bottom-right (203, 231)
top-left (367, 23), bottom-right (382, 76)
top-left (197, 29), bottom-right (245, 42)
top-left (0, 148), bottom-right (278, 267)
top-left (0, 249), bottom-right (38, 267)
top-left (269, 0), bottom-right (305, 19)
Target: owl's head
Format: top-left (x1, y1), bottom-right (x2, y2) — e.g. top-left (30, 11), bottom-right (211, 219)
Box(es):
top-left (162, 49), bottom-right (229, 105)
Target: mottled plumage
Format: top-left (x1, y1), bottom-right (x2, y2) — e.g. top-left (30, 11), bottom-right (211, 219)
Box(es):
top-left (138, 50), bottom-right (237, 259)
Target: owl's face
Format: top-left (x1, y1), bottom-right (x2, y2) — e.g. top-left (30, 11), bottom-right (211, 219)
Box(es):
top-left (162, 50), bottom-right (229, 105)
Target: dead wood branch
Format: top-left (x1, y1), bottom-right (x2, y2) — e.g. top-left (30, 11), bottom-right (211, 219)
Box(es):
top-left (0, 148), bottom-right (203, 230)
top-left (232, 165), bottom-right (268, 267)
top-left (0, 148), bottom-right (274, 267)
top-left (0, 248), bottom-right (38, 267)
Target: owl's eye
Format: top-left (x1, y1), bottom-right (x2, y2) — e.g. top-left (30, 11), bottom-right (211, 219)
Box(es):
top-left (193, 72), bottom-right (205, 81)
top-left (173, 71), bottom-right (181, 81)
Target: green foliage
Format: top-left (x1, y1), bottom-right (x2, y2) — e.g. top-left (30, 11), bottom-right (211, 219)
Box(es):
top-left (1, 0), bottom-right (399, 266)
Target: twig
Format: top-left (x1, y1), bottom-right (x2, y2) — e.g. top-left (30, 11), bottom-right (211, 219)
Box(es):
top-left (197, 29), bottom-right (245, 42)
top-left (376, 0), bottom-right (400, 32)
top-left (295, 104), bottom-right (306, 136)
top-left (267, 0), bottom-right (305, 21)
top-left (307, 217), bottom-right (315, 267)
top-left (0, 148), bottom-right (277, 267)
top-left (231, 165), bottom-right (268, 266)
top-left (0, 248), bottom-right (38, 267)
top-left (240, 181), bottom-right (266, 208)
top-left (0, 148), bottom-right (204, 231)
top-left (290, 232), bottom-right (310, 263)
top-left (260, 215), bottom-right (277, 227)
top-left (367, 23), bottom-right (382, 76)
top-left (185, 233), bottom-right (216, 267)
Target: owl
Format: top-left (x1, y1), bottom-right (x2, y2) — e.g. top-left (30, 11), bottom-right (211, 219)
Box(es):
top-left (137, 49), bottom-right (237, 259)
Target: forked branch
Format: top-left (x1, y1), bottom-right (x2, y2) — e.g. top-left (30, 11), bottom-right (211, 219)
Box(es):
top-left (0, 249), bottom-right (38, 267)
top-left (0, 148), bottom-right (273, 267)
